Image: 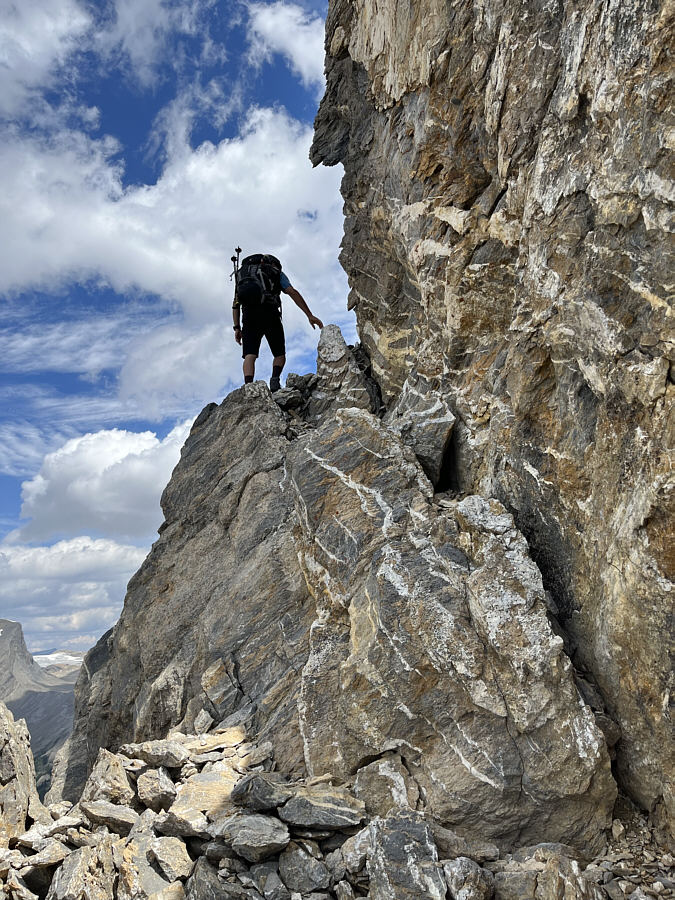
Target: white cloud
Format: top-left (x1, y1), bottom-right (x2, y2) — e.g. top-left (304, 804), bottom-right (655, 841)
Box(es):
top-left (0, 0), bottom-right (91, 117)
top-left (97, 0), bottom-right (221, 86)
top-left (247, 2), bottom-right (325, 91)
top-left (0, 107), bottom-right (349, 413)
top-left (0, 308), bottom-right (173, 377)
top-left (0, 536), bottom-right (146, 650)
top-left (15, 421), bottom-right (193, 544)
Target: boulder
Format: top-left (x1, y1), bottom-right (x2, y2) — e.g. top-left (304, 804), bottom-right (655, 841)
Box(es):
top-left (118, 741), bottom-right (189, 769)
top-left (210, 812), bottom-right (290, 862)
top-left (278, 786), bottom-right (366, 831)
top-left (80, 749), bottom-right (136, 808)
top-left (149, 837), bottom-right (194, 882)
top-left (114, 810), bottom-right (172, 900)
top-left (137, 768), bottom-right (177, 813)
top-left (364, 811), bottom-right (447, 900)
top-left (231, 773), bottom-right (295, 812)
top-left (80, 799), bottom-right (140, 835)
top-left (45, 837), bottom-right (116, 900)
top-left (445, 857), bottom-right (495, 900)
top-left (277, 842), bottom-right (330, 893)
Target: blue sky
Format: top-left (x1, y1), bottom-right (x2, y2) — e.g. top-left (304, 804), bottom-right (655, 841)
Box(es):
top-left (0, 0), bottom-right (351, 651)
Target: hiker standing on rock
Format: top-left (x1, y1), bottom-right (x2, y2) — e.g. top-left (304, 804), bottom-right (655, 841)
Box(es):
top-left (232, 252), bottom-right (323, 391)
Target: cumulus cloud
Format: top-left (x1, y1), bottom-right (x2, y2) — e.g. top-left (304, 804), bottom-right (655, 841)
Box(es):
top-left (0, 107), bottom-right (348, 413)
top-left (15, 421), bottom-right (193, 544)
top-left (247, 2), bottom-right (325, 91)
top-left (96, 0), bottom-right (222, 86)
top-left (0, 0), bottom-right (91, 117)
top-left (0, 536), bottom-right (146, 650)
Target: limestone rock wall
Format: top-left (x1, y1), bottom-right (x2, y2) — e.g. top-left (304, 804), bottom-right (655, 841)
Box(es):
top-left (312, 0), bottom-right (673, 823)
top-left (53, 338), bottom-right (618, 854)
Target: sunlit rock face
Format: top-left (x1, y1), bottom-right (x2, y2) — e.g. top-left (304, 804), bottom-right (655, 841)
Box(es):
top-left (312, 0), bottom-right (673, 825)
top-left (53, 349), bottom-right (616, 852)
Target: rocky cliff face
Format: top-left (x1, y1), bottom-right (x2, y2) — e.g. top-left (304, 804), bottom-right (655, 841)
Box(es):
top-left (0, 622), bottom-right (76, 797)
top-left (0, 701), bottom-right (50, 849)
top-left (53, 330), bottom-right (619, 857)
top-left (49, 0), bottom-right (672, 872)
top-left (311, 0), bottom-right (673, 828)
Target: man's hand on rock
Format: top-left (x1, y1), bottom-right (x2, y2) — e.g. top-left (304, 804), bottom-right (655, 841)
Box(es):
top-left (308, 315), bottom-right (323, 330)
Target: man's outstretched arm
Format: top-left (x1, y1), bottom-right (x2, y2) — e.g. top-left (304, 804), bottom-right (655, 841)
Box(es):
top-left (284, 285), bottom-right (323, 329)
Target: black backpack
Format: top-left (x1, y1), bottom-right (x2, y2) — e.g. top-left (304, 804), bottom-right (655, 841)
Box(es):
top-left (235, 254), bottom-right (282, 309)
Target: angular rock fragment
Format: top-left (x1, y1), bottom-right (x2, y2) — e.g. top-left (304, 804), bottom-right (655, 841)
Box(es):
top-left (167, 765), bottom-right (238, 826)
top-left (45, 837), bottom-right (116, 900)
top-left (250, 861), bottom-right (291, 900)
top-left (492, 848), bottom-right (605, 900)
top-left (193, 710), bottom-right (214, 734)
top-left (384, 367), bottom-right (456, 487)
top-left (137, 767), bottom-right (177, 813)
top-left (80, 799), bottom-right (140, 835)
top-left (16, 816), bottom-right (83, 851)
top-left (445, 857), bottom-right (495, 900)
top-left (430, 821), bottom-right (499, 864)
top-left (155, 808), bottom-right (210, 840)
top-left (80, 748), bottom-right (136, 808)
top-left (149, 884), bottom-right (186, 900)
top-left (278, 842), bottom-right (330, 893)
top-left (353, 754), bottom-right (419, 817)
top-left (17, 838), bottom-right (69, 870)
top-left (149, 837), bottom-right (194, 882)
top-left (211, 812), bottom-right (290, 862)
top-left (201, 658), bottom-right (243, 720)
top-left (6, 869), bottom-right (39, 900)
top-left (118, 741), bottom-right (190, 768)
top-left (306, 325), bottom-right (379, 420)
top-left (185, 857), bottom-right (229, 899)
top-left (365, 811), bottom-right (447, 900)
top-left (231, 773), bottom-right (295, 812)
top-left (340, 827), bottom-right (371, 874)
top-left (278, 786), bottom-right (366, 831)
top-left (114, 810), bottom-right (172, 900)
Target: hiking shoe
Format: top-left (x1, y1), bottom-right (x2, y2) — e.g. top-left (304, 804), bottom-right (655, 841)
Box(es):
top-left (269, 376), bottom-right (281, 393)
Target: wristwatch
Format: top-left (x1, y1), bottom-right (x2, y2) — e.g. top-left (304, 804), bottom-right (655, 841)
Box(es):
top-left (233, 325), bottom-right (241, 331)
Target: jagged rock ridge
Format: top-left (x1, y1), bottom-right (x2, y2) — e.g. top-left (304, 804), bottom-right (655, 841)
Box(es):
top-left (52, 328), bottom-right (618, 861)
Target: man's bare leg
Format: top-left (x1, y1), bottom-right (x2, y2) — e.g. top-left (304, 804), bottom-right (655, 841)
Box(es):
top-left (243, 354), bottom-right (257, 383)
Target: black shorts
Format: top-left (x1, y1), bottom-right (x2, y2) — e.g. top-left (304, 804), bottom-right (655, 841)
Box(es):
top-left (241, 304), bottom-right (285, 358)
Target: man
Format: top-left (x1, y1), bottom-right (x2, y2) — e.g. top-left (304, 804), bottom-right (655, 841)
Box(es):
top-left (232, 253), bottom-right (323, 391)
